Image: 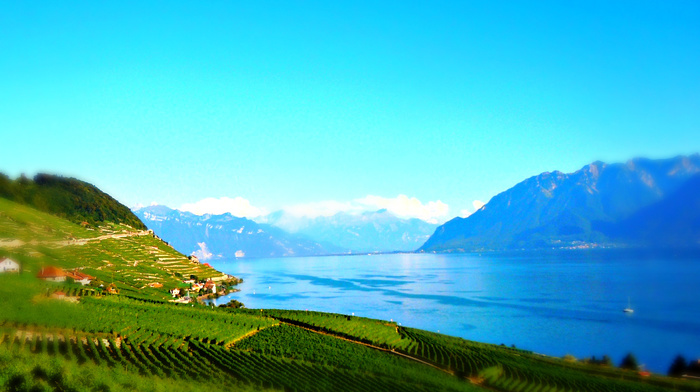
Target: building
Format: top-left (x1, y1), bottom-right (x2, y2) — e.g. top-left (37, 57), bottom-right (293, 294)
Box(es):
top-left (0, 257), bottom-right (20, 273)
top-left (203, 280), bottom-right (216, 294)
top-left (65, 269), bottom-right (95, 286)
top-left (37, 266), bottom-right (66, 282)
top-left (169, 288), bottom-right (181, 297)
top-left (105, 283), bottom-right (119, 294)
top-left (51, 290), bottom-right (66, 300)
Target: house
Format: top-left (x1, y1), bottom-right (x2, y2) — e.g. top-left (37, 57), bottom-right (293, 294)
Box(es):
top-left (148, 282), bottom-right (163, 288)
top-left (65, 269), bottom-right (95, 286)
top-left (105, 283), bottom-right (119, 294)
top-left (169, 288), bottom-right (181, 297)
top-left (169, 295), bottom-right (193, 304)
top-left (189, 255), bottom-right (200, 263)
top-left (51, 290), bottom-right (66, 300)
top-left (37, 266), bottom-right (66, 282)
top-left (203, 280), bottom-right (216, 293)
top-left (0, 257), bottom-right (20, 273)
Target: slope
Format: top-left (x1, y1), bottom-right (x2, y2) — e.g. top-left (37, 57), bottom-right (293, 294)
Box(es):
top-left (602, 173), bottom-right (700, 248)
top-left (0, 197), bottom-right (229, 300)
top-left (264, 209), bottom-right (438, 253)
top-left (420, 155), bottom-right (700, 252)
top-left (0, 172), bottom-right (146, 230)
top-left (134, 205), bottom-right (344, 259)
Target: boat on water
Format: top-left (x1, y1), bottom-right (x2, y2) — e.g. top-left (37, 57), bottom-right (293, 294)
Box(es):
top-left (623, 297), bottom-right (634, 313)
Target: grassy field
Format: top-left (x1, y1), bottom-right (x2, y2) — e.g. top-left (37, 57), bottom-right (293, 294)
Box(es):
top-left (0, 198), bottom-right (228, 301)
top-left (2, 197), bottom-right (700, 391)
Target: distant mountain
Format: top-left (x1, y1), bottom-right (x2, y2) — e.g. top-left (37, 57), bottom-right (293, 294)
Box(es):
top-left (134, 205), bottom-right (343, 259)
top-left (602, 173), bottom-right (700, 248)
top-left (420, 155), bottom-right (700, 252)
top-left (262, 209), bottom-right (438, 253)
top-left (0, 173), bottom-right (146, 230)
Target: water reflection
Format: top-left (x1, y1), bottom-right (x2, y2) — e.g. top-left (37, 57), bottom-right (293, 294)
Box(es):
top-left (207, 252), bottom-right (700, 372)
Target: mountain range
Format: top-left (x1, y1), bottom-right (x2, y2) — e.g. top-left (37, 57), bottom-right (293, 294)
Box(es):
top-left (133, 205), bottom-right (344, 259)
top-left (261, 209), bottom-right (438, 253)
top-left (134, 204), bottom-right (439, 258)
top-left (420, 155), bottom-right (700, 252)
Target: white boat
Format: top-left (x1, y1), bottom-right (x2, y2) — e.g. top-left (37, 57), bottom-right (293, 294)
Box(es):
top-left (623, 297), bottom-right (634, 313)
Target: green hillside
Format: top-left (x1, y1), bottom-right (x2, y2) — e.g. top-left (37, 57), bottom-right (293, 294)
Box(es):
top-left (2, 197), bottom-right (699, 391)
top-left (0, 173), bottom-right (146, 230)
top-left (0, 197), bottom-right (230, 300)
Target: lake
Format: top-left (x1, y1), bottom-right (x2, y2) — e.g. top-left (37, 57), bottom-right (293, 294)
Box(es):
top-left (206, 251), bottom-right (700, 373)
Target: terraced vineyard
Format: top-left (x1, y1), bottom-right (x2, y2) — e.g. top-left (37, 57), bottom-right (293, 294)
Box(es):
top-left (3, 196), bottom-right (700, 391)
top-left (233, 324), bottom-right (468, 390)
top-left (52, 234), bottom-right (227, 298)
top-left (255, 309), bottom-right (407, 348)
top-left (0, 198), bottom-right (229, 301)
top-left (395, 327), bottom-right (700, 392)
top-left (242, 309), bottom-right (700, 392)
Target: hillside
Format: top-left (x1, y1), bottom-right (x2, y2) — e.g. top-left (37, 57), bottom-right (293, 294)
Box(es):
top-left (263, 209), bottom-right (438, 253)
top-left (0, 172), bottom-right (147, 230)
top-left (420, 155), bottom-right (700, 252)
top-left (2, 180), bottom-right (699, 392)
top-left (134, 205), bottom-right (344, 259)
top-left (0, 197), bottom-right (229, 300)
top-left (602, 174), bottom-right (700, 248)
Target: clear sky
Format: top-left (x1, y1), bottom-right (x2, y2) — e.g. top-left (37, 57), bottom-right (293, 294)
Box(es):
top-left (2, 1), bottom-right (699, 222)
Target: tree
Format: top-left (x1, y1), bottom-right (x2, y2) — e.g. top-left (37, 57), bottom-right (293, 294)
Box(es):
top-left (668, 355), bottom-right (687, 377)
top-left (620, 353), bottom-right (639, 371)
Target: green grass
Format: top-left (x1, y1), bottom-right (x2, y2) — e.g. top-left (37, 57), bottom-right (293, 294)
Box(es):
top-left (1, 197), bottom-right (229, 300)
top-left (252, 308), bottom-right (405, 348)
top-left (234, 323), bottom-right (476, 391)
top-left (0, 198), bottom-right (98, 242)
top-left (0, 336), bottom-right (260, 392)
top-left (3, 197), bottom-right (700, 392)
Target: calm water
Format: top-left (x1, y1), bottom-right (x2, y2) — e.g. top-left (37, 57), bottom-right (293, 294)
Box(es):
top-left (207, 251), bottom-right (700, 373)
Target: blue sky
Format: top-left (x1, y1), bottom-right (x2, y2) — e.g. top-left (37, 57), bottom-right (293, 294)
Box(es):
top-left (2, 1), bottom-right (699, 221)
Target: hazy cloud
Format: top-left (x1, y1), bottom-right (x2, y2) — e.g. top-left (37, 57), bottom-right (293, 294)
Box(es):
top-left (282, 195), bottom-right (449, 223)
top-left (283, 200), bottom-right (361, 218)
top-left (192, 242), bottom-right (213, 260)
top-left (180, 197), bottom-right (267, 218)
top-left (461, 200), bottom-right (486, 218)
top-left (357, 195), bottom-right (449, 223)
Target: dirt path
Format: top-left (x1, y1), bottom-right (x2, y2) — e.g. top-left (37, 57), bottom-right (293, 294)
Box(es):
top-left (279, 321), bottom-right (452, 375)
top-left (0, 230), bottom-right (153, 249)
top-left (226, 323), bottom-right (281, 349)
top-left (53, 230), bottom-right (152, 247)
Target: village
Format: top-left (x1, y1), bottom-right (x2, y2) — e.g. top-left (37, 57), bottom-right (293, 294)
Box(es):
top-left (0, 256), bottom-right (241, 304)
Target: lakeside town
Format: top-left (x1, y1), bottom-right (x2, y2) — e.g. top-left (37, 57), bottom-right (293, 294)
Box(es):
top-left (1, 255), bottom-right (242, 304)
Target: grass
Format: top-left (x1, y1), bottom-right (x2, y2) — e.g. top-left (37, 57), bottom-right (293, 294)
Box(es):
top-left (3, 197), bottom-right (700, 392)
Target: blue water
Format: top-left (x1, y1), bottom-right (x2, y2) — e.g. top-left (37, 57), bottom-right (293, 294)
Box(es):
top-left (206, 251), bottom-right (700, 373)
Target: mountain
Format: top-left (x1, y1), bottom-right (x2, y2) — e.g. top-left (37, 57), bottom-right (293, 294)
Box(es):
top-left (420, 155), bottom-right (700, 252)
top-left (262, 209), bottom-right (438, 253)
top-left (602, 173), bottom-right (700, 248)
top-left (0, 172), bottom-right (146, 230)
top-left (134, 205), bottom-right (343, 259)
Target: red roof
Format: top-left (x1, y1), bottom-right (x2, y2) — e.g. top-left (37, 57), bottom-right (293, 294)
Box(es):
top-left (65, 269), bottom-right (95, 281)
top-left (37, 266), bottom-right (66, 279)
